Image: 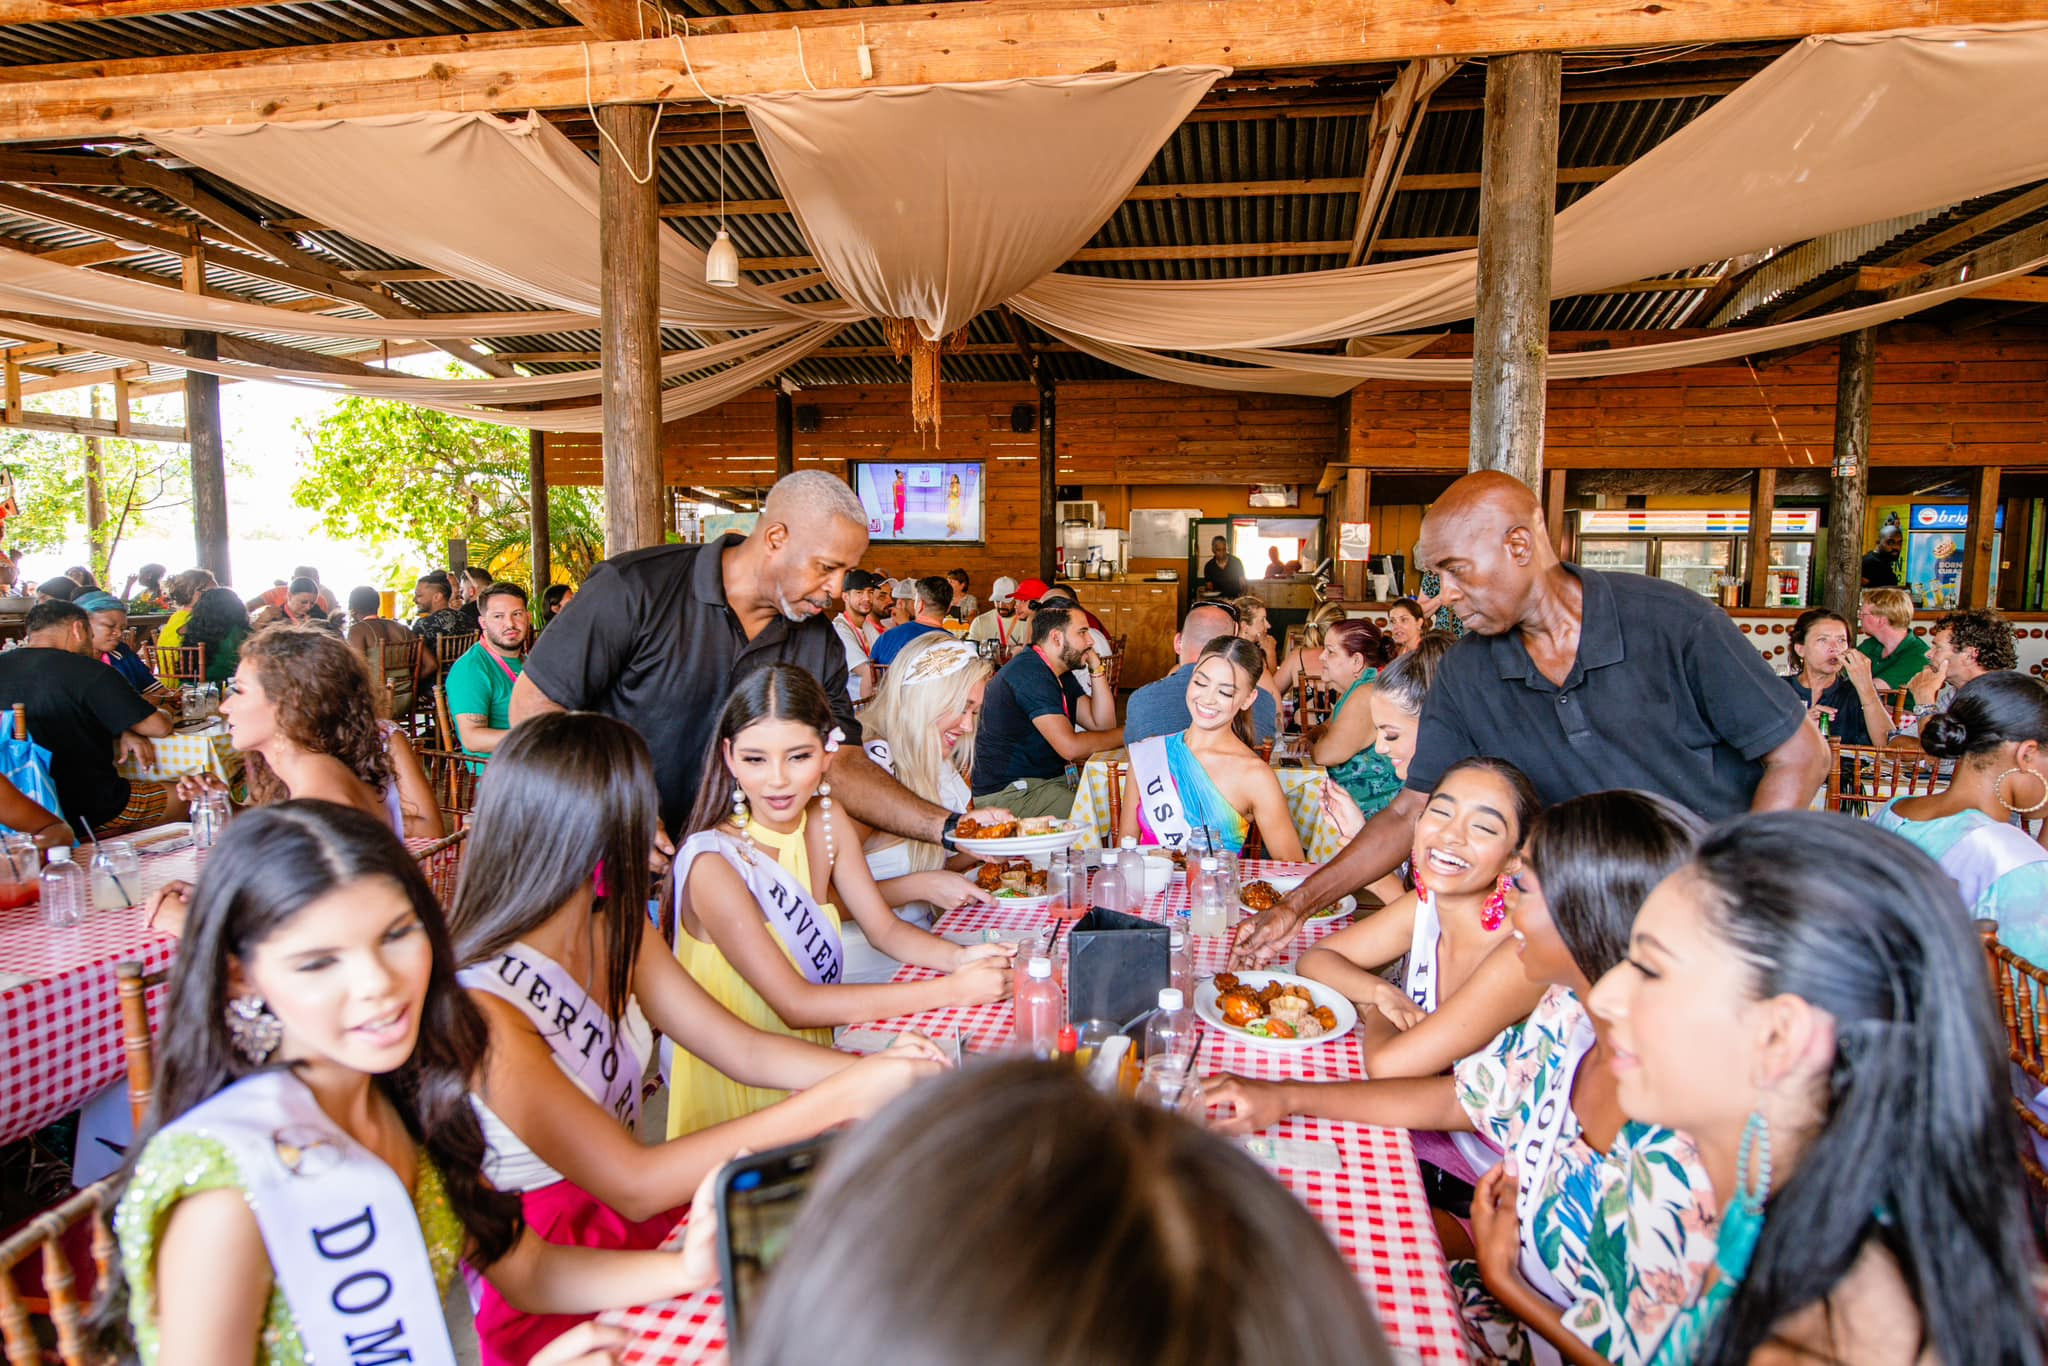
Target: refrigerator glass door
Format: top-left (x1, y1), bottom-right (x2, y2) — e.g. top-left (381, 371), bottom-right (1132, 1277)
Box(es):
top-left (1657, 539), bottom-right (1733, 598)
top-left (1578, 539), bottom-right (1650, 575)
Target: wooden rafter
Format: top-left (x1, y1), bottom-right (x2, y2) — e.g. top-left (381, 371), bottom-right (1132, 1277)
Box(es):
top-left (1854, 266), bottom-right (2048, 303)
top-left (0, 26), bottom-right (591, 84)
top-left (555, 0), bottom-right (654, 41)
top-left (0, 0), bottom-right (2032, 141)
top-left (1348, 56), bottom-right (1457, 267)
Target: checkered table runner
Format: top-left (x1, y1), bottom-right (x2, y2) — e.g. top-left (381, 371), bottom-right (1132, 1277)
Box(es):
top-left (605, 862), bottom-right (1470, 1365)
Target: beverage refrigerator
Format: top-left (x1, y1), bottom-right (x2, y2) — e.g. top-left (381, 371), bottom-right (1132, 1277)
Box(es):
top-left (1572, 509), bottom-right (1819, 605)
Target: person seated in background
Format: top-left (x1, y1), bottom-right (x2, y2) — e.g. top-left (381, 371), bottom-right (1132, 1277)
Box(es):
top-left (1321, 632), bottom-right (1455, 845)
top-left (290, 563), bottom-right (338, 614)
top-left (1854, 586), bottom-right (1929, 694)
top-left (1207, 791), bottom-right (1716, 1366)
top-left (153, 568), bottom-right (213, 651)
top-left (0, 601), bottom-right (182, 835)
top-left (945, 567), bottom-right (977, 622)
top-left (1872, 671), bottom-right (2048, 965)
top-left (1200, 534), bottom-right (1247, 599)
top-left (1861, 521), bottom-right (1904, 587)
top-left (834, 568), bottom-right (883, 703)
top-left (1780, 607), bottom-right (1889, 747)
top-left (1274, 602), bottom-right (1344, 701)
top-left (345, 585), bottom-right (427, 717)
top-left (1894, 605), bottom-right (2017, 743)
top-left (739, 1061), bottom-right (1397, 1366)
top-left (1310, 618), bottom-right (1405, 823)
top-left (251, 576), bottom-right (330, 631)
top-left (445, 582), bottom-right (530, 764)
top-left (1231, 594), bottom-right (1279, 679)
top-left (965, 575), bottom-right (1024, 657)
top-left (863, 577), bottom-right (896, 638)
top-left (539, 581), bottom-right (575, 631)
top-left (1263, 545), bottom-right (1288, 580)
top-left (839, 635), bottom-right (999, 983)
top-left (77, 591), bottom-right (164, 699)
top-left (0, 559), bottom-right (19, 598)
top-left (182, 586), bottom-right (252, 685)
top-left (458, 564), bottom-right (493, 632)
top-left (887, 577), bottom-right (917, 626)
top-left (1127, 602), bottom-right (1277, 746)
top-left (64, 565), bottom-right (99, 590)
top-left (872, 575), bottom-right (952, 668)
top-left (36, 575), bottom-right (78, 604)
top-left (1040, 583), bottom-right (1108, 638)
top-left (1587, 813), bottom-right (2045, 1366)
top-left (1383, 596), bottom-right (1427, 659)
top-left (971, 602), bottom-right (1123, 819)
top-left (123, 563), bottom-right (168, 614)
top-left (1118, 637), bottom-right (1303, 860)
top-left (411, 570), bottom-right (468, 645)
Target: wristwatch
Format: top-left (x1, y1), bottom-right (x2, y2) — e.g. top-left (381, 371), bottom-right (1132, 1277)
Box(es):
top-left (940, 810), bottom-right (964, 852)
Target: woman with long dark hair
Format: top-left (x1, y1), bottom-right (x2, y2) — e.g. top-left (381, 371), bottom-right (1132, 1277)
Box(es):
top-left (96, 802), bottom-right (708, 1366)
top-left (668, 664), bottom-right (1011, 1135)
top-left (182, 585), bottom-right (252, 685)
top-left (1210, 790), bottom-right (1717, 1366)
top-left (449, 712), bottom-right (943, 1366)
top-left (1117, 635), bottom-right (1303, 859)
top-left (1588, 811), bottom-right (2045, 1365)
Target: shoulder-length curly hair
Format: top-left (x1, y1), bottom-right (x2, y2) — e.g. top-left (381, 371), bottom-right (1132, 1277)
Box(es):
top-left (239, 625), bottom-right (394, 805)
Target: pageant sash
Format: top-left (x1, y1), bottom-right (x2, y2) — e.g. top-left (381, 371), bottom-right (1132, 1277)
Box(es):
top-left (675, 830), bottom-right (845, 985)
top-left (1511, 1009), bottom-right (1600, 1360)
top-left (1946, 819), bottom-right (2048, 907)
top-left (1404, 887), bottom-right (1441, 1013)
top-left (151, 1069), bottom-right (458, 1366)
top-left (458, 943), bottom-right (644, 1126)
top-left (1130, 735), bottom-right (1193, 851)
top-left (864, 738), bottom-right (894, 772)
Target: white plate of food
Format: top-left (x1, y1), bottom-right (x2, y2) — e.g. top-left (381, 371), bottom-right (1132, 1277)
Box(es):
top-left (1237, 876), bottom-right (1357, 922)
top-left (953, 814), bottom-right (1087, 858)
top-left (1195, 971), bottom-right (1358, 1050)
top-left (972, 857), bottom-right (1058, 908)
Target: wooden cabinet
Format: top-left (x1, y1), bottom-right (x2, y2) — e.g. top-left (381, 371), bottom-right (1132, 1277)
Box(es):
top-left (1058, 578), bottom-right (1184, 690)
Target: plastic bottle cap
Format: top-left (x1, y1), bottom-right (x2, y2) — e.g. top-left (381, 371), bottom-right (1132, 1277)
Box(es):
top-left (1057, 1025), bottom-right (1078, 1052)
top-left (1169, 931), bottom-right (1186, 950)
top-left (1158, 987), bottom-right (1184, 1010)
top-left (1027, 957), bottom-right (1053, 979)
top-left (46, 847), bottom-right (70, 863)
top-left (1119, 836), bottom-right (1137, 849)
top-left (1200, 858), bottom-right (1218, 871)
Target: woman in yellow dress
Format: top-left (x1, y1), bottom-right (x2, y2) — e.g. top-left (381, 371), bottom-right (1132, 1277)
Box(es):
top-left (945, 472), bottom-right (964, 537)
top-left (668, 664), bottom-right (1014, 1135)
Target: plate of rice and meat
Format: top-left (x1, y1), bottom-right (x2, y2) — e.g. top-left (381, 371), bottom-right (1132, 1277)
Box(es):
top-left (953, 813), bottom-right (1086, 858)
top-left (1195, 971), bottom-right (1358, 1050)
top-left (1236, 877), bottom-right (1357, 922)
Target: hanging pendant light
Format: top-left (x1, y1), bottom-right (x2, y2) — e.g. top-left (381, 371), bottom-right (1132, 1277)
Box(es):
top-left (706, 102), bottom-right (740, 288)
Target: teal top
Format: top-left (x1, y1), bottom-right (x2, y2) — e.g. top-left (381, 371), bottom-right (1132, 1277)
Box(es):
top-left (1869, 794), bottom-right (2048, 966)
top-left (1326, 673), bottom-right (1403, 819)
top-left (1139, 731), bottom-right (1248, 853)
top-left (203, 627), bottom-right (248, 685)
top-left (444, 641), bottom-right (524, 768)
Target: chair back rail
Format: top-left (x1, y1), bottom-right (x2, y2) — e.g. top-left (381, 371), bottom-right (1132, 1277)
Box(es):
top-left (1107, 760), bottom-right (1129, 838)
top-left (371, 635), bottom-right (424, 728)
top-left (434, 632), bottom-right (478, 673)
top-left (1823, 741), bottom-right (1941, 814)
top-left (414, 827), bottom-right (469, 907)
top-left (415, 747), bottom-right (481, 831)
top-left (1293, 673), bottom-right (1333, 732)
top-left (1105, 634), bottom-right (1128, 694)
top-left (1981, 922), bottom-right (2048, 1198)
top-left (0, 1182), bottom-right (115, 1366)
top-left (116, 959), bottom-right (166, 1130)
top-left (433, 682), bottom-right (455, 752)
top-left (154, 643), bottom-right (208, 687)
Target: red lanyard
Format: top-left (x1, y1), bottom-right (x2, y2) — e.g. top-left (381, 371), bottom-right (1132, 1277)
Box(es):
top-left (841, 612), bottom-right (870, 660)
top-left (1033, 646), bottom-right (1072, 721)
top-left (483, 644), bottom-right (521, 685)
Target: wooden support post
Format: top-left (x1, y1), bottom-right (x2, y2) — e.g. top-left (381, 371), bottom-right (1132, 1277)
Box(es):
top-left (182, 330), bottom-right (229, 583)
top-left (774, 387), bottom-right (794, 480)
top-left (1823, 328), bottom-right (1874, 619)
top-left (1966, 465), bottom-right (2003, 609)
top-left (3, 358), bottom-right (17, 422)
top-left (1746, 466), bottom-right (1778, 607)
top-left (83, 386), bottom-right (106, 582)
top-left (528, 429), bottom-right (551, 599)
top-left (112, 369), bottom-right (131, 436)
top-left (598, 103), bottom-right (665, 556)
top-left (1038, 380), bottom-right (1058, 585)
top-left (1468, 52), bottom-right (1561, 490)
top-left (1542, 468), bottom-right (1568, 558)
top-left (1341, 469), bottom-right (1371, 601)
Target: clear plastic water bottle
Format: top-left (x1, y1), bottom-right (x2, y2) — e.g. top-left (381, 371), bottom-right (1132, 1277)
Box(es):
top-left (1167, 929), bottom-right (1193, 1000)
top-left (1013, 956), bottom-right (1064, 1059)
top-left (1143, 987), bottom-right (1197, 1067)
top-left (1213, 845), bottom-right (1241, 915)
top-left (1093, 848), bottom-right (1126, 916)
top-left (40, 847), bottom-right (87, 928)
top-left (1189, 857), bottom-right (1230, 939)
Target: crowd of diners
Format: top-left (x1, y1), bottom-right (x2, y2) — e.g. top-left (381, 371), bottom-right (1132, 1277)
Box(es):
top-left (17, 469), bottom-right (2046, 1365)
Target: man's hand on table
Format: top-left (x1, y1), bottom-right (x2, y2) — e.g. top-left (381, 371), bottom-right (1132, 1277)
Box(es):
top-left (145, 880), bottom-right (192, 938)
top-left (1201, 1074), bottom-right (1290, 1136)
top-left (173, 773), bottom-right (227, 804)
top-left (1232, 898), bottom-right (1312, 968)
top-left (115, 731), bottom-right (157, 769)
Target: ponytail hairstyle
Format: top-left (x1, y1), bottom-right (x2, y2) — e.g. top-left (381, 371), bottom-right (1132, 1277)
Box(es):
top-left (684, 663), bottom-right (838, 838)
top-left (1434, 756), bottom-right (1541, 849)
top-left (1192, 635), bottom-right (1268, 749)
top-left (1919, 671), bottom-right (2048, 765)
top-left (91, 803), bottom-right (523, 1359)
top-left (1522, 790), bottom-right (1705, 984)
top-left (1323, 617), bottom-right (1383, 673)
top-left (1371, 631), bottom-right (1455, 718)
top-left (1689, 812), bottom-right (2044, 1366)
top-left (448, 711), bottom-right (658, 1028)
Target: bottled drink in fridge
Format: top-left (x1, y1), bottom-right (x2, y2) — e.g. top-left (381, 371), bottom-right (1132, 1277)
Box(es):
top-left (1189, 858), bottom-right (1230, 939)
top-left (1092, 848), bottom-right (1126, 916)
top-left (40, 847), bottom-right (87, 929)
top-left (1013, 956), bottom-right (1063, 1059)
top-left (1168, 929), bottom-right (1193, 1000)
top-left (1144, 987), bottom-right (1197, 1068)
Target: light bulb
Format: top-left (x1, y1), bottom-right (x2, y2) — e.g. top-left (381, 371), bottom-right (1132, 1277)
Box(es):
top-left (705, 230), bottom-right (740, 288)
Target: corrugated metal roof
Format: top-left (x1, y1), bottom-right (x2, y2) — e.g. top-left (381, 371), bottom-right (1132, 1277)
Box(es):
top-left (0, 0), bottom-right (575, 67)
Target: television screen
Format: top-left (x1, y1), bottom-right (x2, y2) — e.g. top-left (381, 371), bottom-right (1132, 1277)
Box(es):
top-left (852, 463), bottom-right (984, 543)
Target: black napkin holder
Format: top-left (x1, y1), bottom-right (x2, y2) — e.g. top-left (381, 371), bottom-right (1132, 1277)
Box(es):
top-left (1067, 907), bottom-right (1170, 1027)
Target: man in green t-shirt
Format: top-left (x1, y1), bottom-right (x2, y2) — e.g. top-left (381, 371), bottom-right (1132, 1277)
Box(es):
top-left (444, 581), bottom-right (530, 767)
top-left (1855, 586), bottom-right (1930, 693)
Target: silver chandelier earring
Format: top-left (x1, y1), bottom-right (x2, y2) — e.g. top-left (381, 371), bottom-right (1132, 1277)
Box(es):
top-left (225, 994), bottom-right (283, 1064)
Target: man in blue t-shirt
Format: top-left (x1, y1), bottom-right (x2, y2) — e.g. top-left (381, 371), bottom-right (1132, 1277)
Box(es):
top-left (971, 602), bottom-right (1123, 818)
top-left (1126, 601), bottom-right (1276, 745)
top-left (872, 575), bottom-right (952, 668)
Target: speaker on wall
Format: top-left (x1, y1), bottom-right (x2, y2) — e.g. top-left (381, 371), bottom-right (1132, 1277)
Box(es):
top-left (1010, 403), bottom-right (1038, 434)
top-left (795, 405), bottom-right (821, 433)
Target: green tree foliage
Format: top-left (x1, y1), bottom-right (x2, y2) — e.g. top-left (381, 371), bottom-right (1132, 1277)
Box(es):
top-left (0, 386), bottom-right (191, 584)
top-left (293, 390), bottom-right (603, 585)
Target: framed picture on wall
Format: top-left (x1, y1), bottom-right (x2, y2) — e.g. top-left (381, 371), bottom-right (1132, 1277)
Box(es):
top-left (1248, 483), bottom-right (1299, 508)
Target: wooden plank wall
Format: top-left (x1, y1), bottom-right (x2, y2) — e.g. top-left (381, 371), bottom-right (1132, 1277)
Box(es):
top-left (1343, 326), bottom-right (2048, 469)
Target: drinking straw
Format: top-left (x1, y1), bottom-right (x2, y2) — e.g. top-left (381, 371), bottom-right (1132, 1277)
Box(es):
top-left (78, 815), bottom-right (134, 906)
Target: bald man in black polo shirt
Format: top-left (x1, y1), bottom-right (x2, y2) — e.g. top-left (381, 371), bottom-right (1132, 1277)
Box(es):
top-left (1237, 470), bottom-right (1828, 964)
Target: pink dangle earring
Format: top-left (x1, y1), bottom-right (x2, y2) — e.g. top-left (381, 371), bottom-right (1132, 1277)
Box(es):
top-left (1481, 875), bottom-right (1511, 932)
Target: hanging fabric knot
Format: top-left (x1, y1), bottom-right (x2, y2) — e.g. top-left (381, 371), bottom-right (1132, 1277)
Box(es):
top-left (882, 318), bottom-right (970, 437)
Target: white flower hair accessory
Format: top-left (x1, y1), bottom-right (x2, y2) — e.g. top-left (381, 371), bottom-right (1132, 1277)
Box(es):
top-left (826, 726), bottom-right (845, 753)
top-left (902, 639), bottom-right (979, 684)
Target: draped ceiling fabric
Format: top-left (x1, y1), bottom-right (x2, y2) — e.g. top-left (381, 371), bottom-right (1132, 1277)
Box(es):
top-left (737, 68), bottom-right (1224, 341)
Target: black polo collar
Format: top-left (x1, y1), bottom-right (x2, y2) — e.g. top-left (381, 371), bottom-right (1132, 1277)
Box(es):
top-left (1491, 564), bottom-right (1625, 690)
top-left (689, 533), bottom-right (747, 606)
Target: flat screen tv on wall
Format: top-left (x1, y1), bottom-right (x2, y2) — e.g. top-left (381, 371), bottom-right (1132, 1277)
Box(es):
top-left (850, 462), bottom-right (985, 543)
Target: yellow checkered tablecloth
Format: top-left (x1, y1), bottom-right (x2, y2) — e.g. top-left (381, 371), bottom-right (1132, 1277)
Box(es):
top-left (116, 721), bottom-right (242, 787)
top-left (1070, 749), bottom-right (1344, 861)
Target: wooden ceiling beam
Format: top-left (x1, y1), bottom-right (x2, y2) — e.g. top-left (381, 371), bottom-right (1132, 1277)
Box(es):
top-left (1348, 56), bottom-right (1456, 267)
top-left (1855, 266), bottom-right (2048, 303)
top-left (0, 25), bottom-right (591, 83)
top-left (0, 0), bottom-right (2030, 141)
top-left (554, 0), bottom-right (653, 41)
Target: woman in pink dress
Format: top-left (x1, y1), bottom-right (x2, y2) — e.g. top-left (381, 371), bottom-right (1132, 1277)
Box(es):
top-left (892, 468), bottom-right (907, 536)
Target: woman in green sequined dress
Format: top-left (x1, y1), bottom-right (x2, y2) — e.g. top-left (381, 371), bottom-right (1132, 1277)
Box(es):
top-left (1308, 618), bottom-right (1404, 820)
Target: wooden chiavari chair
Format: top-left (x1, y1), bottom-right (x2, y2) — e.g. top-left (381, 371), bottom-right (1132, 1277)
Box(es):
top-left (0, 1184), bottom-right (116, 1366)
top-left (416, 746), bottom-right (482, 831)
top-left (153, 643), bottom-right (207, 688)
top-left (1823, 741), bottom-right (1941, 816)
top-left (1293, 672), bottom-right (1334, 733)
top-left (372, 635), bottom-right (425, 732)
top-left (433, 631), bottom-right (478, 675)
top-left (1104, 634), bottom-right (1128, 694)
top-left (413, 828), bottom-right (469, 908)
top-left (1980, 923), bottom-right (2048, 1199)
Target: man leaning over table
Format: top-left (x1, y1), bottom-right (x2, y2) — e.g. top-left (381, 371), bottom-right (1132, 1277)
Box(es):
top-left (1237, 469), bottom-right (1827, 966)
top-left (513, 470), bottom-right (1010, 850)
top-left (445, 581), bottom-right (530, 766)
top-left (971, 601), bottom-right (1123, 819)
top-left (0, 601), bottom-right (185, 838)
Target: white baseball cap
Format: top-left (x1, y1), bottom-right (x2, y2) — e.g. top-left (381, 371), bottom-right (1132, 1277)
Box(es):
top-left (1086, 627), bottom-right (1112, 658)
top-left (892, 578), bottom-right (917, 599)
top-left (991, 576), bottom-right (1018, 602)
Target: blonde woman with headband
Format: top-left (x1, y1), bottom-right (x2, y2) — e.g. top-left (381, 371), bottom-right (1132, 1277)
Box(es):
top-left (842, 633), bottom-right (1002, 983)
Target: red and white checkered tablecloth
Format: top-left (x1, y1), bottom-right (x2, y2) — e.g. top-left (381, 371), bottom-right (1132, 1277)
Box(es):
top-left (607, 861), bottom-right (1471, 1365)
top-left (0, 902), bottom-right (176, 1144)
